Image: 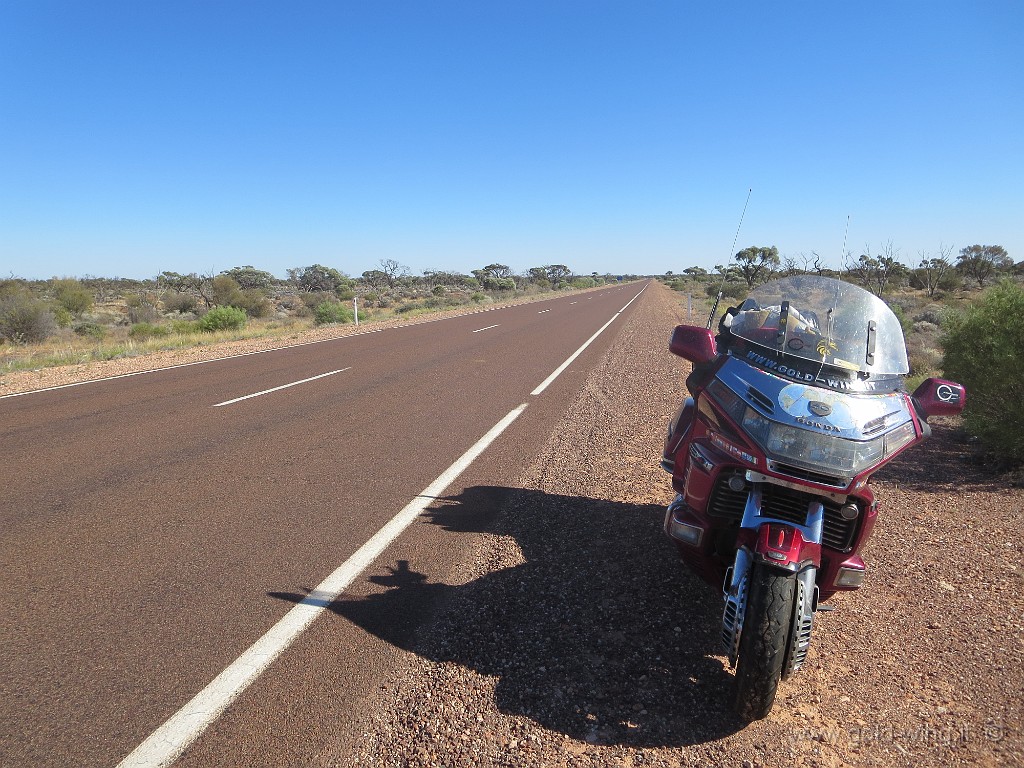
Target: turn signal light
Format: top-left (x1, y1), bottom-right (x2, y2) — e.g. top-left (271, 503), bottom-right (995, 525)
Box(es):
top-left (835, 566), bottom-right (866, 588)
top-left (668, 520), bottom-right (704, 546)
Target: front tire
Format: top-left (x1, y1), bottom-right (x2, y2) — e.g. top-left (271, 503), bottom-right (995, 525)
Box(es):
top-left (733, 562), bottom-right (796, 721)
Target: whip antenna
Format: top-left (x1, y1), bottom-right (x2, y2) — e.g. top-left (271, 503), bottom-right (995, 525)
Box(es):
top-left (707, 187), bottom-right (752, 329)
top-left (840, 214), bottom-right (851, 267)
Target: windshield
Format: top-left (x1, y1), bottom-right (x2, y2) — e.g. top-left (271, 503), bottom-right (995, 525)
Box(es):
top-left (728, 275), bottom-right (909, 375)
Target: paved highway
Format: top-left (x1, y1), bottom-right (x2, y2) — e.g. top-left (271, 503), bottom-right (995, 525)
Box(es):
top-left (0, 283), bottom-right (649, 766)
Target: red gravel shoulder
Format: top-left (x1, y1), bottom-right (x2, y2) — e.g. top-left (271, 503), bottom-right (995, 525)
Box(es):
top-left (341, 282), bottom-right (1022, 768)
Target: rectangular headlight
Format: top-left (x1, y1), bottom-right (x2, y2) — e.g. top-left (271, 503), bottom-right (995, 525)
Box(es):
top-left (764, 422), bottom-right (883, 475)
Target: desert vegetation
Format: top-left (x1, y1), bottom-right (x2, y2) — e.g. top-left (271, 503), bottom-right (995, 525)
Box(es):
top-left (661, 242), bottom-right (1024, 467)
top-left (0, 261), bottom-right (632, 376)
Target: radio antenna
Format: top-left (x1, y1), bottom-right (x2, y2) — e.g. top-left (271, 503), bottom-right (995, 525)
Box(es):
top-left (707, 187), bottom-right (752, 329)
top-left (840, 214), bottom-right (851, 268)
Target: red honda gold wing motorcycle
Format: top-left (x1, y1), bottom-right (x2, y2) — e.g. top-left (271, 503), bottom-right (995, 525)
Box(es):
top-left (661, 275), bottom-right (965, 721)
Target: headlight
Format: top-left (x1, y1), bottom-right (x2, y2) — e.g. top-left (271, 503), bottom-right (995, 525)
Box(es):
top-left (741, 407), bottom-right (885, 476)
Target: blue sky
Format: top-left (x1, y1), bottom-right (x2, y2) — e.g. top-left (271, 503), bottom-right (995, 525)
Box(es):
top-left (1, 1), bottom-right (1021, 280)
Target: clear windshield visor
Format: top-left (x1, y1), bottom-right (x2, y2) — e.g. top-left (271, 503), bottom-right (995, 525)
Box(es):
top-left (728, 276), bottom-right (909, 374)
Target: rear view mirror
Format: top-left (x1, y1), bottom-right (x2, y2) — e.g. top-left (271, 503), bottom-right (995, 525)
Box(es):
top-left (912, 377), bottom-right (966, 418)
top-left (669, 325), bottom-right (717, 365)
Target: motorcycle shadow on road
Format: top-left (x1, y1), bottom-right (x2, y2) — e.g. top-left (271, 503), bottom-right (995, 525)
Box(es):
top-left (272, 485), bottom-right (745, 747)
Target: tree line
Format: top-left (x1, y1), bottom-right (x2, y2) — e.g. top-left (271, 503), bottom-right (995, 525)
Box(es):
top-left (665, 243), bottom-right (1018, 299)
top-left (0, 261), bottom-right (632, 344)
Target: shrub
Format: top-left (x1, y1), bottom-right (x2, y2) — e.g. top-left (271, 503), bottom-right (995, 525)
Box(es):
top-left (706, 282), bottom-right (749, 302)
top-left (470, 292), bottom-right (486, 303)
top-left (74, 321), bottom-right (106, 340)
top-left (232, 289), bottom-right (273, 318)
top-left (913, 304), bottom-right (946, 326)
top-left (395, 301), bottom-right (423, 314)
top-left (51, 304), bottom-right (74, 328)
top-left (197, 305), bottom-right (247, 332)
top-left (162, 291), bottom-right (198, 314)
top-left (0, 294), bottom-right (57, 343)
top-left (125, 293), bottom-right (160, 323)
top-left (313, 301), bottom-right (354, 325)
top-left (129, 322), bottom-right (170, 340)
top-left (52, 278), bottom-right (94, 315)
top-left (941, 280), bottom-right (1024, 465)
top-left (171, 319), bottom-right (200, 334)
top-left (886, 301), bottom-right (913, 335)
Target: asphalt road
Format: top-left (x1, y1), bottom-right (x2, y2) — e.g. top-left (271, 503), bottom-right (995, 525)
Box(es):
top-left (0, 283), bottom-right (649, 767)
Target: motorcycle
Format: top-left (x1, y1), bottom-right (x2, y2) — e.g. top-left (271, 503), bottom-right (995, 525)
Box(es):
top-left (661, 274), bottom-right (965, 721)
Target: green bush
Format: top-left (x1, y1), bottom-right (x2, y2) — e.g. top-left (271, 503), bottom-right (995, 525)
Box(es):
top-left (171, 319), bottom-right (200, 334)
top-left (129, 322), bottom-right (170, 340)
top-left (886, 301), bottom-right (913, 336)
top-left (198, 305), bottom-right (247, 332)
top-left (51, 304), bottom-right (74, 328)
top-left (394, 301), bottom-right (423, 314)
top-left (313, 301), bottom-right (354, 325)
top-left (52, 278), bottom-right (94, 315)
top-left (232, 289), bottom-right (273, 318)
top-left (705, 282), bottom-right (749, 302)
top-left (74, 321), bottom-right (106, 340)
top-left (162, 291), bottom-right (198, 314)
top-left (941, 280), bottom-right (1024, 465)
top-left (0, 294), bottom-right (57, 343)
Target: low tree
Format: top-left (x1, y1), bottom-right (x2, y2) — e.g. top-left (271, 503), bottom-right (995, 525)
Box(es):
top-left (379, 258), bottom-right (409, 289)
top-left (957, 244), bottom-right (1011, 288)
top-left (544, 264), bottom-right (573, 287)
top-left (288, 264), bottom-right (349, 294)
top-left (845, 242), bottom-right (907, 297)
top-left (911, 244), bottom-right (955, 297)
top-left (159, 271), bottom-right (215, 308)
top-left (361, 270), bottom-right (390, 291)
top-left (220, 266), bottom-right (276, 291)
top-left (682, 266), bottom-right (709, 280)
top-left (733, 245), bottom-right (779, 287)
top-left (480, 263), bottom-right (513, 280)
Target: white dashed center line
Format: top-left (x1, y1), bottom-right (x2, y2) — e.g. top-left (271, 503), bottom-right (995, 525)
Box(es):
top-left (212, 368), bottom-right (351, 407)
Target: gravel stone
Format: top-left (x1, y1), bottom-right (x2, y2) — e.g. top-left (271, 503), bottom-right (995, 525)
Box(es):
top-left (10, 283), bottom-right (1021, 766)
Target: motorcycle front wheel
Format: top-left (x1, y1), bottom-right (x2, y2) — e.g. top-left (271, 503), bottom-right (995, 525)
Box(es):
top-left (733, 561), bottom-right (796, 721)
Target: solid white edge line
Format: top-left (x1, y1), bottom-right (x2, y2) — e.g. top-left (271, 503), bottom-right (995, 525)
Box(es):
top-left (530, 283), bottom-right (648, 397)
top-left (117, 402), bottom-right (530, 768)
top-left (212, 368), bottom-right (351, 407)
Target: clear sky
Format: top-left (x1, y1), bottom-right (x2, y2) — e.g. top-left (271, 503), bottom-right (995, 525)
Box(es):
top-left (2, 1), bottom-right (1021, 281)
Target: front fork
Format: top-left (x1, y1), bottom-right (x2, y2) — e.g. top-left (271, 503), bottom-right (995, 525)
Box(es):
top-left (722, 483), bottom-right (824, 678)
